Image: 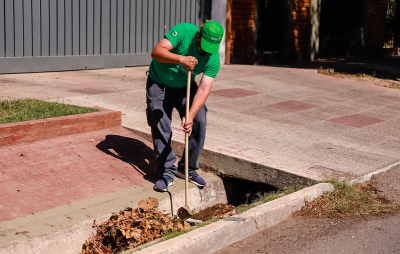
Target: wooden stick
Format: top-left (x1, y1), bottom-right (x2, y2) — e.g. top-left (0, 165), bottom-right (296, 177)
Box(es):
top-left (185, 71), bottom-right (191, 208)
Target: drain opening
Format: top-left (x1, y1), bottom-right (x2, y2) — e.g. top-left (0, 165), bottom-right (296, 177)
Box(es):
top-left (221, 177), bottom-right (278, 206)
top-left (190, 177), bottom-right (279, 222)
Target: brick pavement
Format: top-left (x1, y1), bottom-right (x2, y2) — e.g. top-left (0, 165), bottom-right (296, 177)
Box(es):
top-left (0, 127), bottom-right (158, 223)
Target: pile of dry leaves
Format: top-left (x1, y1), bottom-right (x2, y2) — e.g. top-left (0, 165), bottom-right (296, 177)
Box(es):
top-left (81, 197), bottom-right (190, 254)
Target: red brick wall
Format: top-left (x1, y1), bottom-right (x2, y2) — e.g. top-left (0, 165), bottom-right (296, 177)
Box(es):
top-left (225, 0), bottom-right (256, 64)
top-left (291, 0), bottom-right (311, 61)
top-left (0, 108), bottom-right (121, 146)
top-left (226, 0), bottom-right (389, 64)
top-left (368, 0), bottom-right (389, 53)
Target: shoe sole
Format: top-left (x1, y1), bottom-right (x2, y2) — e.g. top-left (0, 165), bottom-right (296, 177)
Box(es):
top-left (188, 179), bottom-right (206, 187)
top-left (153, 186), bottom-right (168, 192)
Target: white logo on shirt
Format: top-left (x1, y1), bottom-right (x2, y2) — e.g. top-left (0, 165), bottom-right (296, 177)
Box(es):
top-left (171, 31), bottom-right (177, 36)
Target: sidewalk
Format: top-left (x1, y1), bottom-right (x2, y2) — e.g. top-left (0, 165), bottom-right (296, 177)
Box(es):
top-left (1, 57), bottom-right (400, 193)
top-left (1, 57), bottom-right (400, 252)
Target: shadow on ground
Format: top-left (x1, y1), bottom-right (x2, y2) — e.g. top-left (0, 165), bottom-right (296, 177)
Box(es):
top-left (96, 135), bottom-right (159, 183)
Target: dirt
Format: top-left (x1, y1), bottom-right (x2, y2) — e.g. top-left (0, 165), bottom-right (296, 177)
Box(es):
top-left (191, 204), bottom-right (236, 222)
top-left (318, 68), bottom-right (400, 90)
top-left (214, 165), bottom-right (400, 254)
top-left (368, 166), bottom-right (400, 204)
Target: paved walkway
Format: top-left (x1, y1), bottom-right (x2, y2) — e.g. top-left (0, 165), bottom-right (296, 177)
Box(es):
top-left (0, 127), bottom-right (157, 223)
top-left (1, 56), bottom-right (400, 251)
top-left (2, 58), bottom-right (400, 183)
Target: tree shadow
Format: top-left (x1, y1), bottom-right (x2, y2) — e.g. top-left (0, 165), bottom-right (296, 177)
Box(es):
top-left (96, 135), bottom-right (159, 183)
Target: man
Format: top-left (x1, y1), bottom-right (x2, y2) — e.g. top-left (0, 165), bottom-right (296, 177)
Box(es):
top-left (146, 21), bottom-right (224, 192)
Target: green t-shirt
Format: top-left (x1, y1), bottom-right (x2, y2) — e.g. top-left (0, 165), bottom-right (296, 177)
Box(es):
top-left (149, 23), bottom-right (220, 89)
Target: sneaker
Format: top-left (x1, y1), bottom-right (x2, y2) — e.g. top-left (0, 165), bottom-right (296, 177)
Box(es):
top-left (188, 171), bottom-right (206, 187)
top-left (153, 175), bottom-right (174, 192)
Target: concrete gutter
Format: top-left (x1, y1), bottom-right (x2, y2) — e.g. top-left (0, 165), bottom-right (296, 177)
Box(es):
top-left (128, 183), bottom-right (334, 254)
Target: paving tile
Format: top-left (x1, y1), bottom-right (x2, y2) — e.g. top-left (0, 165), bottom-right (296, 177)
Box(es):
top-left (328, 114), bottom-right (367, 124)
top-left (345, 117), bottom-right (384, 128)
top-left (210, 88), bottom-right (261, 98)
top-left (266, 100), bottom-right (318, 112)
top-left (328, 114), bottom-right (384, 128)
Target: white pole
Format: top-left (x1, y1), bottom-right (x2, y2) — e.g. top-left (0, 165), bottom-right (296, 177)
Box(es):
top-left (212, 0), bottom-right (227, 65)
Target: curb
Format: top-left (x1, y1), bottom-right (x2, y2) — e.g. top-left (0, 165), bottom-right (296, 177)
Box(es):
top-left (351, 161), bottom-right (400, 184)
top-left (129, 183), bottom-right (334, 254)
top-left (0, 107), bottom-right (121, 146)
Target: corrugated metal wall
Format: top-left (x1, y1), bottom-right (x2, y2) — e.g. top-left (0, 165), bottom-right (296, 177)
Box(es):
top-left (0, 0), bottom-right (211, 74)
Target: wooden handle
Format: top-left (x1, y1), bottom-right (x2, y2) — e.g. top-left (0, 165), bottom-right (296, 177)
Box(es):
top-left (185, 71), bottom-right (191, 207)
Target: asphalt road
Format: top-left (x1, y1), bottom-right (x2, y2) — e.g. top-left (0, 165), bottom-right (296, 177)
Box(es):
top-left (215, 165), bottom-right (400, 254)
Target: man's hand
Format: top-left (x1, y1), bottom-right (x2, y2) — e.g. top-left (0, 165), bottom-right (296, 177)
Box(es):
top-left (151, 38), bottom-right (198, 71)
top-left (181, 116), bottom-right (193, 136)
top-left (180, 56), bottom-right (198, 71)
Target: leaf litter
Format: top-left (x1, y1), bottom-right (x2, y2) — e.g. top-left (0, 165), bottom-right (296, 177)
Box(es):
top-left (81, 197), bottom-right (190, 254)
top-left (81, 198), bottom-right (243, 254)
top-left (297, 181), bottom-right (398, 219)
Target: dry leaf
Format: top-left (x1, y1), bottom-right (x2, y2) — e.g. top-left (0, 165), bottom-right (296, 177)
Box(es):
top-left (138, 197), bottom-right (159, 211)
top-left (147, 197), bottom-right (159, 208)
top-left (138, 200), bottom-right (152, 211)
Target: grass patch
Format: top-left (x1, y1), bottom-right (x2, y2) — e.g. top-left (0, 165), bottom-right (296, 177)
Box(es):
top-left (235, 183), bottom-right (309, 214)
top-left (299, 179), bottom-right (398, 218)
top-left (161, 229), bottom-right (191, 242)
top-left (252, 183), bottom-right (309, 205)
top-left (0, 99), bottom-right (99, 124)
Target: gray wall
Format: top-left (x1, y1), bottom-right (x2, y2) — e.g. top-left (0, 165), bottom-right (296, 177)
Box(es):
top-left (0, 0), bottom-right (211, 74)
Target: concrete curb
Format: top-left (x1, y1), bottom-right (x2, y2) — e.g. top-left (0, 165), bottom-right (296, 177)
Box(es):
top-left (0, 107), bottom-right (121, 145)
top-left (130, 183), bottom-right (334, 254)
top-left (351, 161), bottom-right (400, 184)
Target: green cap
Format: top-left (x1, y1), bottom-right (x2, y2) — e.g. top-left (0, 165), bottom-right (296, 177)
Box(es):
top-left (200, 21), bottom-right (224, 54)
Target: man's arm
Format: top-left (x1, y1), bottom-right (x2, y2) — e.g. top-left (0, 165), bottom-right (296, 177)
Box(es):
top-left (181, 75), bottom-right (214, 135)
top-left (151, 37), bottom-right (198, 71)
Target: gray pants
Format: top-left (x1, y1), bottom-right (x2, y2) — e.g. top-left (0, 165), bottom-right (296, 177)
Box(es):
top-left (146, 76), bottom-right (207, 180)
